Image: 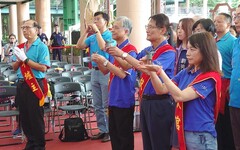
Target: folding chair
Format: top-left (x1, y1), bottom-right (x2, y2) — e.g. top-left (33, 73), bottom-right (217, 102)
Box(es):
top-left (75, 67), bottom-right (92, 75)
top-left (2, 70), bottom-right (16, 79)
top-left (0, 81), bottom-right (12, 125)
top-left (0, 64), bottom-right (12, 74)
top-left (50, 60), bottom-right (60, 66)
top-left (8, 74), bottom-right (18, 85)
top-left (0, 76), bottom-right (5, 81)
top-left (51, 61), bottom-right (68, 68)
top-left (45, 72), bottom-right (61, 80)
top-left (64, 64), bottom-right (82, 71)
top-left (72, 75), bottom-right (96, 135)
top-left (0, 86), bottom-right (24, 146)
top-left (61, 71), bottom-right (84, 81)
top-left (52, 82), bottom-right (87, 132)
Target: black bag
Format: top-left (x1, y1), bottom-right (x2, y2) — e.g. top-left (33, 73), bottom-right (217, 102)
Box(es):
top-left (58, 117), bottom-right (89, 142)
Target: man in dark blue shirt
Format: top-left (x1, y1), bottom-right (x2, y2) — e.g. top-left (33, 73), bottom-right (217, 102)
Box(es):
top-left (50, 24), bottom-right (65, 61)
top-left (38, 26), bottom-right (48, 45)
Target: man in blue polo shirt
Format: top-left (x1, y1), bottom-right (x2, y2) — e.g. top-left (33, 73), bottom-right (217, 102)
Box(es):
top-left (12, 19), bottom-right (50, 150)
top-left (214, 12), bottom-right (236, 150)
top-left (92, 16), bottom-right (138, 150)
top-left (76, 11), bottom-right (113, 142)
top-left (108, 13), bottom-right (175, 150)
top-left (230, 7), bottom-right (240, 150)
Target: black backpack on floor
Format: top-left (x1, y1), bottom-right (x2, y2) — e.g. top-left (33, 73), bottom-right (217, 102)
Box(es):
top-left (59, 117), bottom-right (89, 142)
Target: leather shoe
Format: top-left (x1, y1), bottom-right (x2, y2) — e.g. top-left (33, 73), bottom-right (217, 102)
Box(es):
top-left (101, 133), bottom-right (110, 142)
top-left (91, 132), bottom-right (105, 140)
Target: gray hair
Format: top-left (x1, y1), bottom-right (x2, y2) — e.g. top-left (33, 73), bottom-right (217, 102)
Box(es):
top-left (115, 16), bottom-right (132, 36)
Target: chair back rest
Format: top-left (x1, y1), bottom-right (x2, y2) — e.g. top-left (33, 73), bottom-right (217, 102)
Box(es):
top-left (0, 86), bottom-right (17, 98)
top-left (3, 70), bottom-right (16, 77)
top-left (61, 71), bottom-right (83, 78)
top-left (72, 75), bottom-right (91, 92)
top-left (0, 80), bottom-right (11, 86)
top-left (52, 62), bottom-right (68, 68)
top-left (8, 74), bottom-right (18, 82)
top-left (0, 64), bottom-right (12, 74)
top-left (48, 76), bottom-right (71, 83)
top-left (45, 72), bottom-right (61, 79)
top-left (54, 82), bottom-right (81, 94)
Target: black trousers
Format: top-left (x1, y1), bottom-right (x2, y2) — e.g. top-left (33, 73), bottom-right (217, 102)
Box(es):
top-left (141, 96), bottom-right (174, 150)
top-left (16, 80), bottom-right (45, 150)
top-left (52, 48), bottom-right (62, 61)
top-left (109, 106), bottom-right (135, 150)
top-left (216, 101), bottom-right (235, 150)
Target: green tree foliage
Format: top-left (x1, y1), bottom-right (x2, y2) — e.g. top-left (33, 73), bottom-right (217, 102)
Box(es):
top-left (189, 0), bottom-right (239, 9)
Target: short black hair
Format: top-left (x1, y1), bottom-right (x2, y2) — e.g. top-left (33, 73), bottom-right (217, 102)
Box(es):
top-left (149, 13), bottom-right (170, 36)
top-left (218, 12), bottom-right (232, 23)
top-left (94, 11), bottom-right (109, 24)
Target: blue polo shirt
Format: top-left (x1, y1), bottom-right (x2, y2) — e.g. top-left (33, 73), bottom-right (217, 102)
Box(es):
top-left (229, 38), bottom-right (240, 108)
top-left (85, 29), bottom-right (115, 67)
top-left (137, 40), bottom-right (175, 95)
top-left (172, 69), bottom-right (217, 137)
top-left (109, 40), bottom-right (137, 108)
top-left (15, 38), bottom-right (50, 79)
top-left (216, 32), bottom-right (236, 78)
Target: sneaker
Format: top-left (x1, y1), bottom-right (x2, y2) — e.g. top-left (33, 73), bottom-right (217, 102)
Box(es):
top-left (101, 133), bottom-right (110, 142)
top-left (91, 132), bottom-right (105, 140)
top-left (12, 128), bottom-right (22, 135)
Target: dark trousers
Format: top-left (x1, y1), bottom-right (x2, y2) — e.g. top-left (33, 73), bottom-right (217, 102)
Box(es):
top-left (109, 106), bottom-right (134, 150)
top-left (216, 101), bottom-right (235, 150)
top-left (16, 80), bottom-right (45, 150)
top-left (230, 107), bottom-right (240, 150)
top-left (141, 96), bottom-right (174, 150)
top-left (52, 48), bottom-right (62, 61)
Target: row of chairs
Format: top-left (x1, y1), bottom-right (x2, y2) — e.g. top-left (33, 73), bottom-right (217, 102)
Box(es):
top-left (0, 60), bottom-right (95, 146)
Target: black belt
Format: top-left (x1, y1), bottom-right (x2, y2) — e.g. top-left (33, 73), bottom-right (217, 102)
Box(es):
top-left (93, 67), bottom-right (99, 70)
top-left (18, 78), bottom-right (44, 83)
top-left (142, 94), bottom-right (169, 100)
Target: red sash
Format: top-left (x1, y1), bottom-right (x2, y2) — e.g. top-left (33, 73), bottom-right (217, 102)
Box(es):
top-left (139, 44), bottom-right (175, 98)
top-left (108, 44), bottom-right (137, 90)
top-left (18, 44), bottom-right (48, 107)
top-left (175, 72), bottom-right (221, 150)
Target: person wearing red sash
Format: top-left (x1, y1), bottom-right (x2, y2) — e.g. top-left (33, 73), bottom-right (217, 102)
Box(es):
top-left (107, 14), bottom-right (176, 150)
top-left (12, 19), bottom-right (50, 150)
top-left (92, 16), bottom-right (138, 150)
top-left (141, 32), bottom-right (221, 150)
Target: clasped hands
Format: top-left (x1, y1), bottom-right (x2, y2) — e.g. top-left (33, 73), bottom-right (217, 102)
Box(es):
top-left (14, 47), bottom-right (27, 62)
top-left (86, 24), bottom-right (99, 33)
top-left (91, 53), bottom-right (106, 64)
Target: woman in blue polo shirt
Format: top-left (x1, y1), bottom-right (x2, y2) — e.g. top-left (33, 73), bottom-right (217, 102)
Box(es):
top-left (141, 32), bottom-right (221, 150)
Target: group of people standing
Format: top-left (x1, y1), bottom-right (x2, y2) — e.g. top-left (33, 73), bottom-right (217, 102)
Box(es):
top-left (7, 8), bottom-right (240, 150)
top-left (76, 10), bottom-right (240, 150)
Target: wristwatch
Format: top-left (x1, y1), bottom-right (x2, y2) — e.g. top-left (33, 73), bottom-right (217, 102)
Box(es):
top-left (103, 60), bottom-right (109, 67)
top-left (122, 52), bottom-right (128, 59)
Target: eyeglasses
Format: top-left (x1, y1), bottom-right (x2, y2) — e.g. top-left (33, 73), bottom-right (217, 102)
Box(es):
top-left (145, 25), bottom-right (158, 30)
top-left (112, 26), bottom-right (124, 30)
top-left (21, 26), bottom-right (35, 30)
top-left (233, 15), bottom-right (240, 21)
top-left (94, 18), bottom-right (103, 22)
